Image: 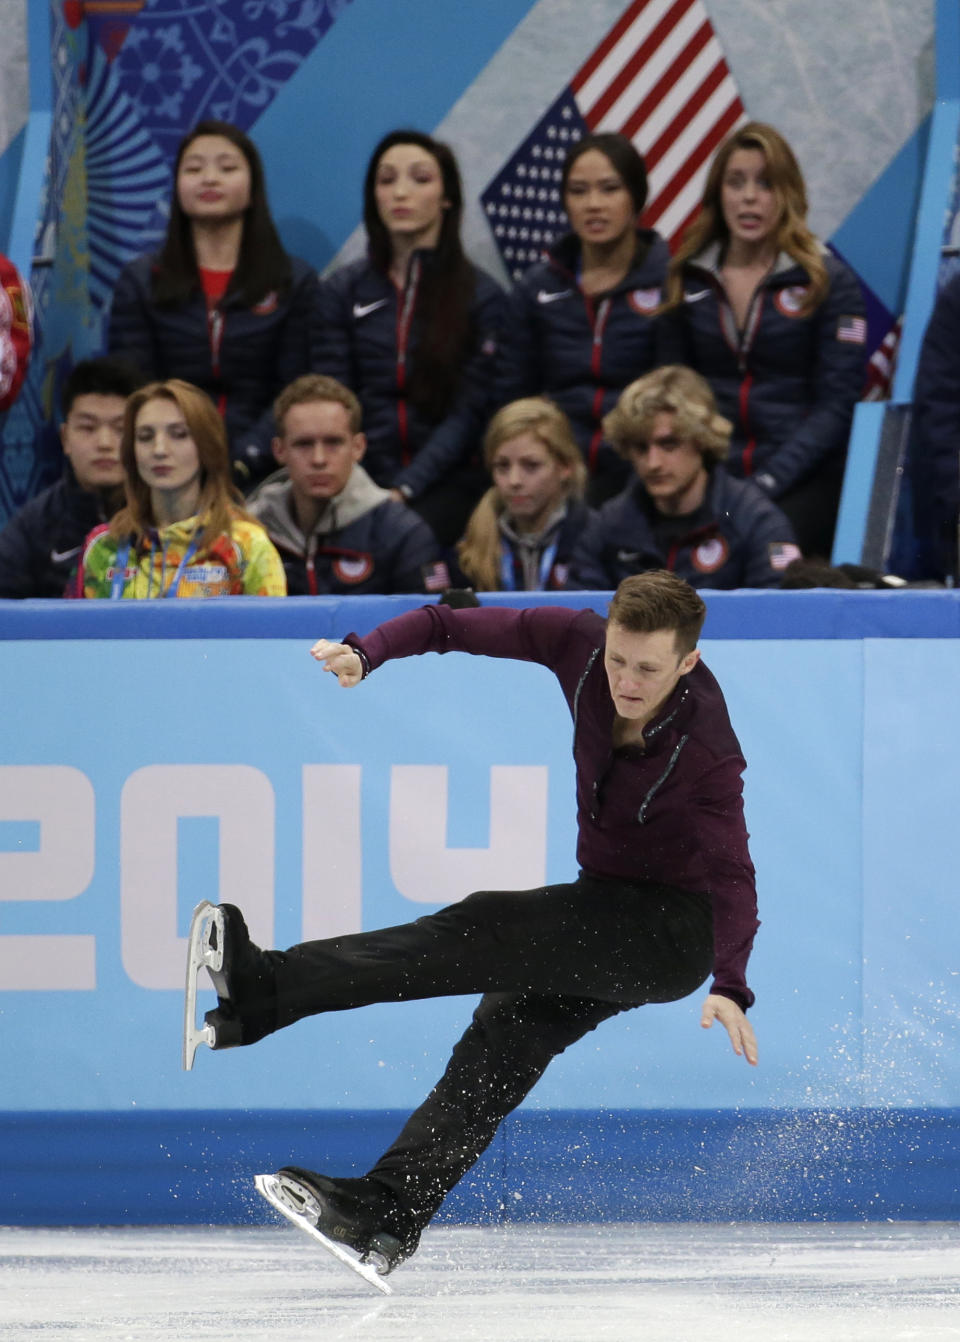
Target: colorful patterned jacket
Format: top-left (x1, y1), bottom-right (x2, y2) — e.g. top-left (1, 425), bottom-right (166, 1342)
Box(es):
top-left (75, 513), bottom-right (287, 598)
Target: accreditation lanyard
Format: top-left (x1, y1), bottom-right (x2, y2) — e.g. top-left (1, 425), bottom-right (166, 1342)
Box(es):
top-left (110, 534), bottom-right (200, 600)
top-left (499, 535), bottom-right (559, 592)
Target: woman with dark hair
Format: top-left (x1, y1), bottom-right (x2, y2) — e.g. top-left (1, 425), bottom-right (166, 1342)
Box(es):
top-left (75, 378), bottom-right (286, 597)
top-left (108, 120), bottom-right (321, 489)
top-left (501, 131), bottom-right (670, 505)
top-left (314, 129), bottom-right (507, 546)
top-left (658, 121), bottom-right (867, 557)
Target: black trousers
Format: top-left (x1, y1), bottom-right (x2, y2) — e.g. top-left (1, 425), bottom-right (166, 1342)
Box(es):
top-left (272, 875), bottom-right (714, 1229)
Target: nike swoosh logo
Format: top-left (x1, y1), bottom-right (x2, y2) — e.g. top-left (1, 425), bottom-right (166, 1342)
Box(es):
top-left (51, 546), bottom-right (82, 563)
top-left (537, 289), bottom-right (573, 304)
top-left (685, 289), bottom-right (711, 303)
top-left (353, 299), bottom-right (389, 319)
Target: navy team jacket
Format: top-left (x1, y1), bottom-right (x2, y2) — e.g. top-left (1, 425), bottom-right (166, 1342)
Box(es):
top-left (108, 253), bottom-right (321, 486)
top-left (314, 253), bottom-right (507, 501)
top-left (500, 229), bottom-right (671, 485)
top-left (657, 247), bottom-right (867, 496)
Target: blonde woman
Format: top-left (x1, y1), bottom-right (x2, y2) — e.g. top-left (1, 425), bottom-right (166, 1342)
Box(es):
top-left (658, 122), bottom-right (866, 557)
top-left (76, 378), bottom-right (286, 597)
top-left (454, 398), bottom-right (590, 591)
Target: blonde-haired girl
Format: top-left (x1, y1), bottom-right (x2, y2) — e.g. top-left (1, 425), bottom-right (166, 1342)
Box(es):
top-left (455, 398), bottom-right (590, 591)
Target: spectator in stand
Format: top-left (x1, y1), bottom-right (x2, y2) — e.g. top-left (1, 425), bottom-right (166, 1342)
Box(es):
top-left (0, 357), bottom-right (143, 597)
top-left (452, 397), bottom-right (590, 591)
top-left (248, 374), bottom-right (445, 596)
top-left (569, 366), bottom-right (800, 590)
top-left (314, 130), bottom-right (507, 547)
top-left (911, 271), bottom-right (960, 582)
top-left (75, 378), bottom-right (286, 598)
top-left (0, 251), bottom-right (32, 411)
top-left (108, 120), bottom-right (320, 490)
top-left (500, 133), bottom-right (669, 505)
top-left (657, 122), bottom-right (866, 558)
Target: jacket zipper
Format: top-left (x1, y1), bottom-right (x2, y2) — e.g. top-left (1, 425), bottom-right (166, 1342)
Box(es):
top-left (586, 295), bottom-right (611, 473)
top-left (395, 257), bottom-right (421, 467)
top-left (207, 306), bottom-right (228, 419)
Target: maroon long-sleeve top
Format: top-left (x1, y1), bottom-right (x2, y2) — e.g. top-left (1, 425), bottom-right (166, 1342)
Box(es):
top-left (347, 602), bottom-right (760, 1010)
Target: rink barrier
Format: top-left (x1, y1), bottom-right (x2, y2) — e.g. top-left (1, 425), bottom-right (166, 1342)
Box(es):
top-left (2, 587), bottom-right (960, 640)
top-left (2, 590), bottom-right (960, 1226)
top-left (1, 1108), bottom-right (958, 1226)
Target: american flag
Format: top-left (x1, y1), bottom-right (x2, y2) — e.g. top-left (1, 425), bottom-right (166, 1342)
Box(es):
top-left (482, 0), bottom-right (747, 278)
top-left (836, 314), bottom-right (868, 345)
top-left (863, 315), bottom-right (902, 401)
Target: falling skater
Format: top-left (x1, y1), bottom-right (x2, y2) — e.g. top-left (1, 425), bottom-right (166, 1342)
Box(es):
top-left (184, 570), bottom-right (759, 1282)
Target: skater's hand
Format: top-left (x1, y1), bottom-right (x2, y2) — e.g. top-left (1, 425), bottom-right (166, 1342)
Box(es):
top-left (310, 638), bottom-right (364, 687)
top-left (700, 993), bottom-right (758, 1066)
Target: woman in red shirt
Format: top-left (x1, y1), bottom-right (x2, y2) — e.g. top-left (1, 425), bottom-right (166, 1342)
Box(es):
top-left (108, 120), bottom-right (320, 488)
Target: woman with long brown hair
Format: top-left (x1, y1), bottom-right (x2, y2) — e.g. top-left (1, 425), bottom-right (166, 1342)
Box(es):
top-left (75, 379), bottom-right (285, 597)
top-left (314, 130), bottom-right (507, 547)
top-left (659, 122), bottom-right (866, 557)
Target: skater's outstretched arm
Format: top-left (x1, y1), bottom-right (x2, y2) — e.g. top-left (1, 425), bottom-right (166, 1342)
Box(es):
top-left (312, 603), bottom-right (598, 682)
top-left (700, 993), bottom-right (758, 1066)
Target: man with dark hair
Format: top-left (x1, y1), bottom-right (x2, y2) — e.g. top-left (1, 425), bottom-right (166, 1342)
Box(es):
top-left (185, 571), bottom-right (759, 1279)
top-left (247, 374), bottom-right (446, 595)
top-left (0, 357), bottom-right (144, 597)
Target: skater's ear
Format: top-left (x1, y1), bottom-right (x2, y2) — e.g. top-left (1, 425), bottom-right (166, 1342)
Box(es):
top-left (677, 647), bottom-right (700, 677)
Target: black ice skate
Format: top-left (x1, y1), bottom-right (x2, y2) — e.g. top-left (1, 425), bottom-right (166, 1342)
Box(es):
top-left (182, 900), bottom-right (277, 1069)
top-left (254, 1167), bottom-right (420, 1293)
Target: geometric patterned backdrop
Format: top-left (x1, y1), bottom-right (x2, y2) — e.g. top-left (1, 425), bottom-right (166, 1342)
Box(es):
top-left (0, 0), bottom-right (350, 523)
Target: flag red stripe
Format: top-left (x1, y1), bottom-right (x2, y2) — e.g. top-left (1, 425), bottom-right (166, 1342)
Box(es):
top-left (644, 96), bottom-right (743, 220)
top-left (582, 0), bottom-right (698, 126)
top-left (642, 58), bottom-right (731, 173)
top-left (571, 0), bottom-right (652, 93)
top-left (620, 20), bottom-right (713, 142)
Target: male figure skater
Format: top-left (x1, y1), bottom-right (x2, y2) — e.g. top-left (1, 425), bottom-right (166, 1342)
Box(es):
top-left (190, 571), bottom-right (759, 1276)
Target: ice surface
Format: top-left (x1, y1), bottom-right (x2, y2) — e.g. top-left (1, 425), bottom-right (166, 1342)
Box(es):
top-left (0, 1222), bottom-right (958, 1341)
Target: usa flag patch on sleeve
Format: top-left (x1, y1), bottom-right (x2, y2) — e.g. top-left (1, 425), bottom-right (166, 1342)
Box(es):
top-left (768, 542), bottom-right (803, 571)
top-left (422, 561), bottom-right (451, 593)
top-left (836, 315), bottom-right (867, 344)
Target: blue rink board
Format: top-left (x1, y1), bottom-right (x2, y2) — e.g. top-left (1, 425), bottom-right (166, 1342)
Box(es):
top-left (1, 591), bottom-right (958, 1224)
top-left (2, 588), bottom-right (960, 640)
top-left (2, 1108), bottom-right (958, 1226)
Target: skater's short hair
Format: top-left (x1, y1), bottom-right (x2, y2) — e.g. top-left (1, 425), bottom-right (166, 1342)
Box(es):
top-left (607, 571), bottom-right (706, 656)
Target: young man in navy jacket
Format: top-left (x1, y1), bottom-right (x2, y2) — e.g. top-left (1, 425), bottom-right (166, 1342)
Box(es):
top-left (570, 366), bottom-right (801, 590)
top-left (189, 571), bottom-right (759, 1276)
top-left (0, 357), bottom-right (143, 597)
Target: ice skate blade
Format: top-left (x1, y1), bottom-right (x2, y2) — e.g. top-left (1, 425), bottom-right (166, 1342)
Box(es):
top-left (255, 1173), bottom-right (393, 1295)
top-left (182, 900), bottom-right (225, 1071)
